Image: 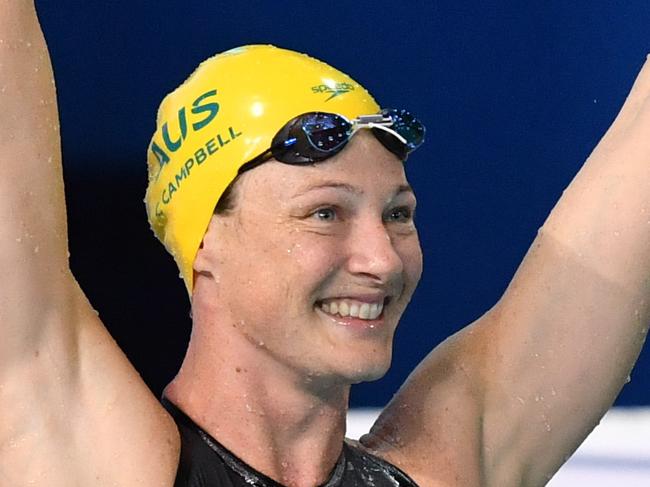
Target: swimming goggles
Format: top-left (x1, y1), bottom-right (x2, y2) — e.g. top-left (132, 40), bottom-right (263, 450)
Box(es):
top-left (237, 109), bottom-right (425, 174)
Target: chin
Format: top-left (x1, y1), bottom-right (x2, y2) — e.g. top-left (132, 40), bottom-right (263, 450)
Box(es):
top-left (345, 355), bottom-right (393, 385)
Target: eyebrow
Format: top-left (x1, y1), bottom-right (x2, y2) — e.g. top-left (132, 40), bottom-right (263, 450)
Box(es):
top-left (291, 181), bottom-right (415, 199)
top-left (396, 184), bottom-right (415, 196)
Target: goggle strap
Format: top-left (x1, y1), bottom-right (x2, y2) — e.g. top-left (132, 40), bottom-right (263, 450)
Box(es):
top-left (237, 148), bottom-right (273, 175)
top-left (365, 123), bottom-right (408, 145)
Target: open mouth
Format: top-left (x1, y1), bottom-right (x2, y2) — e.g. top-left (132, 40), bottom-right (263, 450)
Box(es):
top-left (316, 297), bottom-right (389, 321)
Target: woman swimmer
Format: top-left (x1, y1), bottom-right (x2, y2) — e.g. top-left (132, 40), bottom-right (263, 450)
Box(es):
top-left (1, 2), bottom-right (650, 486)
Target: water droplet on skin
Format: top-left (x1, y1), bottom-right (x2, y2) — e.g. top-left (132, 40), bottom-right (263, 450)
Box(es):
top-left (15, 237), bottom-right (22, 243)
top-left (613, 231), bottom-right (620, 237)
top-left (551, 388), bottom-right (557, 396)
top-left (516, 396), bottom-right (525, 405)
top-left (33, 246), bottom-right (39, 254)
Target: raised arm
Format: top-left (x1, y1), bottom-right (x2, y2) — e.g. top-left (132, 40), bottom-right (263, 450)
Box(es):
top-left (0, 1), bottom-right (72, 379)
top-left (0, 3), bottom-right (178, 484)
top-left (365, 58), bottom-right (650, 486)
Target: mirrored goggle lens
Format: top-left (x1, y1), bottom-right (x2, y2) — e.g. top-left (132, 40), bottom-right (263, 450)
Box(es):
top-left (382, 108), bottom-right (426, 151)
top-left (302, 113), bottom-right (352, 152)
top-left (270, 112), bottom-right (352, 164)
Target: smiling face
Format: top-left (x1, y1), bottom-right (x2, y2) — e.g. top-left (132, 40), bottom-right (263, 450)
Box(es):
top-left (193, 131), bottom-right (423, 385)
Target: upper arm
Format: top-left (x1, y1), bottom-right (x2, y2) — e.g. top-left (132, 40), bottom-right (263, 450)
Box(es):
top-left (477, 57), bottom-right (650, 482)
top-left (0, 1), bottom-right (70, 365)
top-left (0, 5), bottom-right (180, 485)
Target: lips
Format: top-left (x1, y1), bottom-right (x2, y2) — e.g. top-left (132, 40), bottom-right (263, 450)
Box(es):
top-left (318, 298), bottom-right (385, 320)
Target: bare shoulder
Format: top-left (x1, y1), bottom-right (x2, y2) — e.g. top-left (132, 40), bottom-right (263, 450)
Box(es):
top-left (0, 278), bottom-right (180, 486)
top-left (360, 322), bottom-right (493, 487)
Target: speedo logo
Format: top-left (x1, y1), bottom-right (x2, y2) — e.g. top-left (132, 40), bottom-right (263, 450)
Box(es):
top-left (311, 82), bottom-right (355, 101)
top-left (150, 89), bottom-right (220, 179)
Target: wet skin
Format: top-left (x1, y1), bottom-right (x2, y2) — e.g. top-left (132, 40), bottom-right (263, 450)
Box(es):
top-left (7, 3), bottom-right (650, 485)
top-left (192, 130), bottom-right (423, 388)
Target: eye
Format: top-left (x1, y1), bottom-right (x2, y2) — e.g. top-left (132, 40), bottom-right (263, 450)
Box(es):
top-left (385, 206), bottom-right (413, 223)
top-left (312, 207), bottom-right (337, 221)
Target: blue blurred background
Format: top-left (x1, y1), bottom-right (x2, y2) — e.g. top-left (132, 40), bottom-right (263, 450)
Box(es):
top-left (36, 1), bottom-right (650, 406)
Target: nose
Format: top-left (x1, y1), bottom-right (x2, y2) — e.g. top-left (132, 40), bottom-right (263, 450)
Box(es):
top-left (346, 217), bottom-right (404, 283)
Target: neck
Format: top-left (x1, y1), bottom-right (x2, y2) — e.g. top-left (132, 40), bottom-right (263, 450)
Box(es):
top-left (165, 311), bottom-right (351, 487)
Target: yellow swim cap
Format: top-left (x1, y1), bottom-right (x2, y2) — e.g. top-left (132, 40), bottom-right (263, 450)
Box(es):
top-left (145, 45), bottom-right (380, 295)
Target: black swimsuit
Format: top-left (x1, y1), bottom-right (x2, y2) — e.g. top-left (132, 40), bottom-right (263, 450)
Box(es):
top-left (162, 398), bottom-right (419, 487)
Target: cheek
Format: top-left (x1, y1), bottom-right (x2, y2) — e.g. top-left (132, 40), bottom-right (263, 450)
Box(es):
top-left (214, 226), bottom-right (285, 305)
top-left (287, 239), bottom-right (338, 267)
top-left (226, 229), bottom-right (337, 306)
top-left (274, 242), bottom-right (341, 308)
top-left (398, 236), bottom-right (424, 288)
top-left (286, 233), bottom-right (348, 276)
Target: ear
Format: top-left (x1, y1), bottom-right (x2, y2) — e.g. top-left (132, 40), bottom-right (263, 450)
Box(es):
top-left (193, 215), bottom-right (221, 277)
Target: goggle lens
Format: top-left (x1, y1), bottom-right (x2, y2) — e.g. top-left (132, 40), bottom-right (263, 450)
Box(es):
top-left (383, 109), bottom-right (425, 150)
top-left (302, 113), bottom-right (351, 152)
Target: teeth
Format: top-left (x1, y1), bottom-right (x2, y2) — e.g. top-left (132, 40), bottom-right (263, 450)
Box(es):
top-left (319, 299), bottom-right (383, 321)
top-left (370, 303), bottom-right (381, 320)
top-left (359, 303), bottom-right (370, 319)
